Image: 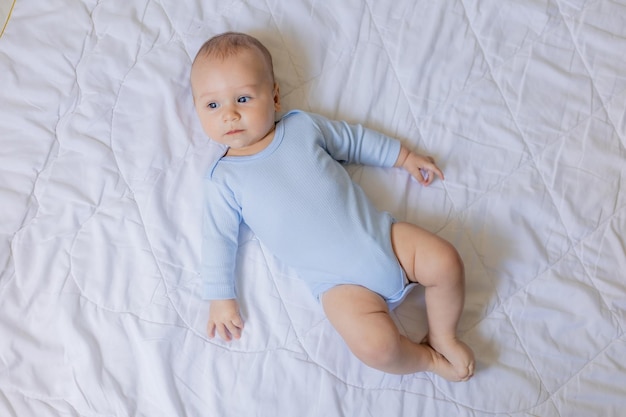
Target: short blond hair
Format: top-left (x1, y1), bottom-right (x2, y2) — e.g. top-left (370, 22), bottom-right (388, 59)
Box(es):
top-left (194, 32), bottom-right (275, 83)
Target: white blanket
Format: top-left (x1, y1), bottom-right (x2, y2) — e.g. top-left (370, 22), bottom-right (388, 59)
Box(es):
top-left (1, 1), bottom-right (625, 416)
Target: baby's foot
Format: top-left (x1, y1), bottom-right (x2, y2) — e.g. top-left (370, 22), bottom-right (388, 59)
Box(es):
top-left (420, 342), bottom-right (466, 382)
top-left (423, 335), bottom-right (475, 382)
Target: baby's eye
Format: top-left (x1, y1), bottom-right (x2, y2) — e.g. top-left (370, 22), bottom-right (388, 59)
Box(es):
top-left (237, 96), bottom-right (251, 103)
top-left (207, 102), bottom-right (218, 109)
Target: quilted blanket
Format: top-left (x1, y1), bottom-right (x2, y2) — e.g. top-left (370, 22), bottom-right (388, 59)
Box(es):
top-left (1, 0), bottom-right (625, 416)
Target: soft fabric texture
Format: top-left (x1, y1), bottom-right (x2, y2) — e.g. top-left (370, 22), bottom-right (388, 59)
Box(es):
top-left (202, 110), bottom-right (408, 304)
top-left (1, 1), bottom-right (625, 416)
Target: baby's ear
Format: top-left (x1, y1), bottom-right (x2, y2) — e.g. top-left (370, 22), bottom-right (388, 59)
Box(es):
top-left (273, 83), bottom-right (281, 111)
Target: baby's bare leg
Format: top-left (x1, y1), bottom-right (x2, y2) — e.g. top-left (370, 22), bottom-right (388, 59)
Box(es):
top-left (322, 284), bottom-right (463, 380)
top-left (391, 222), bottom-right (475, 381)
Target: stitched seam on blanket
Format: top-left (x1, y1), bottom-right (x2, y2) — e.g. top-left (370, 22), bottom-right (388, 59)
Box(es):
top-left (457, 1), bottom-right (566, 406)
top-left (556, 1), bottom-right (626, 149)
top-left (460, 2), bottom-right (574, 257)
top-left (553, 2), bottom-right (626, 335)
top-left (459, 5), bottom-right (624, 409)
top-left (0, 0), bottom-right (16, 38)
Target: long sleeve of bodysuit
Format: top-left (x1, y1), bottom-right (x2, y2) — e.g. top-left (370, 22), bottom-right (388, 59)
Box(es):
top-left (306, 112), bottom-right (401, 168)
top-left (201, 178), bottom-right (241, 299)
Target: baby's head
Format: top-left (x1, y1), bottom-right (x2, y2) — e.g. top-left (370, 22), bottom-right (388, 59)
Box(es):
top-left (191, 32), bottom-right (281, 156)
top-left (193, 32), bottom-right (276, 85)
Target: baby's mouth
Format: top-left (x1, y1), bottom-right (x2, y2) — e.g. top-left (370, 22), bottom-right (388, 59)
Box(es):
top-left (226, 129), bottom-right (244, 135)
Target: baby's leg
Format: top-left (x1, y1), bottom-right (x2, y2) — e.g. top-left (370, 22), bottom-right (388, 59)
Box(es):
top-left (391, 222), bottom-right (475, 381)
top-left (322, 284), bottom-right (464, 380)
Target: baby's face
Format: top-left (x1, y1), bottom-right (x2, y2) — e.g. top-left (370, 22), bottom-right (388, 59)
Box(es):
top-left (191, 48), bottom-right (280, 156)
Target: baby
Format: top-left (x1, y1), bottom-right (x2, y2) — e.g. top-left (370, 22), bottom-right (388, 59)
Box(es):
top-left (191, 32), bottom-right (475, 381)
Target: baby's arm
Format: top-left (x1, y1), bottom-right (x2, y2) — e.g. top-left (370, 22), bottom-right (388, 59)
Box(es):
top-left (394, 145), bottom-right (444, 186)
top-left (306, 113), bottom-right (442, 181)
top-left (202, 178), bottom-right (244, 341)
top-left (208, 299), bottom-right (244, 341)
top-left (306, 112), bottom-right (400, 168)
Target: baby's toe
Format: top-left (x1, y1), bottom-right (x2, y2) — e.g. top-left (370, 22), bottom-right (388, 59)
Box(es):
top-left (457, 361), bottom-right (475, 381)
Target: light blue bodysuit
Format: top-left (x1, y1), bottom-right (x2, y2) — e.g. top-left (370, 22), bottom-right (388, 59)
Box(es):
top-left (202, 110), bottom-right (416, 307)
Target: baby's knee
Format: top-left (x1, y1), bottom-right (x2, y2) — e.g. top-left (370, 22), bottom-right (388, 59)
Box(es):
top-left (352, 336), bottom-right (401, 371)
top-left (444, 243), bottom-right (464, 275)
top-left (432, 242), bottom-right (464, 284)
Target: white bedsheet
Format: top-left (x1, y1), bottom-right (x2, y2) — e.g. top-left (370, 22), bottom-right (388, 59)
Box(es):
top-left (1, 1), bottom-right (625, 416)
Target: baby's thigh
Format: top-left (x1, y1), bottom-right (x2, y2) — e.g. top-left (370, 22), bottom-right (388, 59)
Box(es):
top-left (391, 222), bottom-right (460, 284)
top-left (321, 285), bottom-right (399, 355)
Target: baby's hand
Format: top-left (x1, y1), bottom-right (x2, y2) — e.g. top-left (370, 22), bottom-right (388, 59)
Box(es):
top-left (207, 299), bottom-right (244, 341)
top-left (395, 146), bottom-right (444, 186)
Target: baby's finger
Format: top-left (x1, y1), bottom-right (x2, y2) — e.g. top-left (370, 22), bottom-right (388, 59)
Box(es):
top-left (424, 159), bottom-right (445, 181)
top-left (431, 165), bottom-right (445, 181)
top-left (419, 168), bottom-right (432, 185)
top-left (216, 323), bottom-right (232, 341)
top-left (232, 316), bottom-right (244, 329)
top-left (206, 321), bottom-right (216, 339)
top-left (227, 318), bottom-right (244, 339)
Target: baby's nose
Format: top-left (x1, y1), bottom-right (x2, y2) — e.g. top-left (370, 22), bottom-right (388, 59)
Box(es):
top-left (222, 106), bottom-right (240, 122)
